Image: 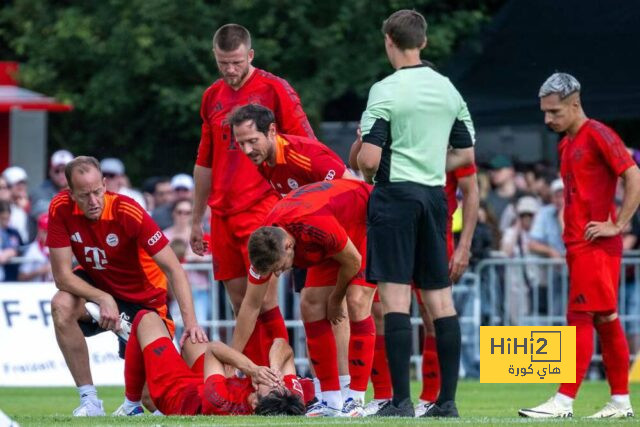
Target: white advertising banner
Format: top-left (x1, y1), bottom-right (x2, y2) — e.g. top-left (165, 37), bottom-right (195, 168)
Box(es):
top-left (0, 283), bottom-right (124, 386)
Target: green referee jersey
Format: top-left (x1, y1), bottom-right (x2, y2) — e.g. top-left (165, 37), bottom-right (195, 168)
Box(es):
top-left (360, 63), bottom-right (475, 186)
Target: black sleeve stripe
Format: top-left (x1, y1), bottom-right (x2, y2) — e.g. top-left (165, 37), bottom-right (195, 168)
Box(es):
top-left (449, 119), bottom-right (474, 149)
top-left (362, 118), bottom-right (390, 148)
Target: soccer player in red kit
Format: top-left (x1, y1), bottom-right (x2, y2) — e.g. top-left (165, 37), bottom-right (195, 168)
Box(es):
top-left (126, 310), bottom-right (305, 416)
top-left (244, 179), bottom-right (376, 417)
top-left (190, 23), bottom-right (314, 366)
top-left (520, 73), bottom-right (640, 419)
top-left (47, 156), bottom-right (206, 416)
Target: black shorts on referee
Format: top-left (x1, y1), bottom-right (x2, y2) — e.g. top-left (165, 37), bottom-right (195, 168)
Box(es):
top-left (365, 181), bottom-right (449, 290)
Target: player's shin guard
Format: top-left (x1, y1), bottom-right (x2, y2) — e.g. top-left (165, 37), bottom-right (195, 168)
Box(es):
top-left (434, 315), bottom-right (460, 405)
top-left (348, 316), bottom-right (375, 395)
top-left (595, 316), bottom-right (630, 396)
top-left (420, 334), bottom-right (440, 402)
top-left (304, 319), bottom-right (340, 392)
top-left (124, 310), bottom-right (150, 401)
top-left (558, 311), bottom-right (594, 398)
top-left (371, 334), bottom-right (392, 399)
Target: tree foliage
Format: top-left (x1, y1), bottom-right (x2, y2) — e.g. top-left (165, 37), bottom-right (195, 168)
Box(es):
top-left (0, 0), bottom-right (499, 182)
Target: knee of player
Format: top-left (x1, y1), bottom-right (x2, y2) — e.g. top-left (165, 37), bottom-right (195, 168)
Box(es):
top-left (346, 291), bottom-right (372, 319)
top-left (50, 291), bottom-right (82, 323)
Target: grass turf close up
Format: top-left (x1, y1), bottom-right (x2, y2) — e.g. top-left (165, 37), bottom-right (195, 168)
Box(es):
top-left (1, 381), bottom-right (637, 426)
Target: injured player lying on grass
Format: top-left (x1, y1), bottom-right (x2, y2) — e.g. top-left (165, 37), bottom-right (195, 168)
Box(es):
top-left (122, 309), bottom-right (306, 416)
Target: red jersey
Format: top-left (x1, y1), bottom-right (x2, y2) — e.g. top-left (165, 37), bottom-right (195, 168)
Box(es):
top-left (200, 375), bottom-right (254, 415)
top-left (47, 191), bottom-right (170, 308)
top-left (258, 134), bottom-right (347, 198)
top-left (249, 179), bottom-right (371, 284)
top-left (196, 68), bottom-right (315, 216)
top-left (559, 119), bottom-right (635, 255)
top-left (445, 164), bottom-right (477, 219)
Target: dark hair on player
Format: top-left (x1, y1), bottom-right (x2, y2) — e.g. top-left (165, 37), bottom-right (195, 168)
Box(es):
top-left (65, 156), bottom-right (101, 191)
top-left (248, 226), bottom-right (288, 274)
top-left (254, 389), bottom-right (305, 416)
top-left (213, 23), bottom-right (251, 51)
top-left (382, 9), bottom-right (427, 50)
top-left (228, 104), bottom-right (275, 136)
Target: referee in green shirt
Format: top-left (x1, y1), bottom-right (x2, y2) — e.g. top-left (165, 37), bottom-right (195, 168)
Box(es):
top-left (356, 10), bottom-right (476, 417)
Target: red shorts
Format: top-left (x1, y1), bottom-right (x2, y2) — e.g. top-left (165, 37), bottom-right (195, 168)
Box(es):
top-left (304, 227), bottom-right (375, 289)
top-left (567, 248), bottom-right (620, 312)
top-left (211, 193), bottom-right (279, 281)
top-left (143, 337), bottom-right (202, 415)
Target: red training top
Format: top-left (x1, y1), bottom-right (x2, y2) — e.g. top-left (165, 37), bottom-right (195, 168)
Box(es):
top-left (559, 119), bottom-right (635, 255)
top-left (445, 164), bottom-right (477, 220)
top-left (201, 375), bottom-right (254, 415)
top-left (258, 134), bottom-right (346, 198)
top-left (196, 68), bottom-right (315, 216)
top-left (46, 191), bottom-right (169, 307)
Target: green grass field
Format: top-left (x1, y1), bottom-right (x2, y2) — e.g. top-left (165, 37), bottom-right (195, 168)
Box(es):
top-left (1, 381), bottom-right (637, 426)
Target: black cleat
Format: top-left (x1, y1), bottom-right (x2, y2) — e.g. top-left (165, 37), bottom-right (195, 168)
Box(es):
top-left (421, 400), bottom-right (459, 418)
top-left (375, 398), bottom-right (414, 417)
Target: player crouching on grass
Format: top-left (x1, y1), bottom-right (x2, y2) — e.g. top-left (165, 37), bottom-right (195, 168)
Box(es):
top-left (124, 309), bottom-right (305, 416)
top-left (238, 179), bottom-right (377, 417)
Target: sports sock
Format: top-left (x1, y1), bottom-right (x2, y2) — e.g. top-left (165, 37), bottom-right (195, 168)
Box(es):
top-left (339, 375), bottom-right (351, 400)
top-left (258, 306), bottom-right (289, 350)
top-left (595, 317), bottom-right (630, 396)
top-left (420, 334), bottom-right (440, 402)
top-left (122, 397), bottom-right (141, 411)
top-left (554, 392), bottom-right (574, 406)
top-left (124, 310), bottom-right (150, 402)
top-left (243, 318), bottom-right (266, 365)
top-left (434, 315), bottom-right (461, 405)
top-left (312, 377), bottom-right (323, 402)
top-left (77, 384), bottom-right (98, 403)
top-left (322, 390), bottom-right (343, 410)
top-left (348, 316), bottom-right (375, 395)
top-left (611, 394), bottom-right (631, 406)
top-left (384, 312), bottom-right (412, 406)
top-left (304, 319), bottom-right (340, 393)
top-left (559, 311), bottom-right (593, 398)
top-left (371, 334), bottom-right (392, 399)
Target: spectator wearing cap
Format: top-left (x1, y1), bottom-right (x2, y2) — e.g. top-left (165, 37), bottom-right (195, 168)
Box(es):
top-left (1, 166), bottom-right (30, 242)
top-left (170, 173), bottom-right (194, 200)
top-left (18, 213), bottom-right (52, 282)
top-left (486, 155), bottom-right (530, 232)
top-left (100, 157), bottom-right (147, 209)
top-left (0, 199), bottom-right (23, 281)
top-left (500, 196), bottom-right (541, 324)
top-left (529, 179), bottom-right (565, 259)
top-left (30, 149), bottom-right (74, 221)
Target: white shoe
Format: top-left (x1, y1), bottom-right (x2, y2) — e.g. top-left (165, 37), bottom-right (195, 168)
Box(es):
top-left (73, 399), bottom-right (105, 416)
top-left (305, 401), bottom-right (344, 417)
top-left (518, 397), bottom-right (573, 418)
top-left (587, 400), bottom-right (634, 418)
top-left (363, 399), bottom-right (390, 416)
top-left (342, 398), bottom-right (365, 417)
top-left (112, 403), bottom-right (144, 416)
top-left (85, 302), bottom-right (131, 341)
top-left (414, 400), bottom-right (435, 417)
top-left (0, 409), bottom-right (20, 426)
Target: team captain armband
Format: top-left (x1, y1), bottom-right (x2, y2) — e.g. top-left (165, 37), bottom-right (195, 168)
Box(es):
top-left (248, 265), bottom-right (271, 285)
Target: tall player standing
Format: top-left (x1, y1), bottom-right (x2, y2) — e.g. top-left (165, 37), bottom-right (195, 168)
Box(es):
top-left (190, 24), bottom-right (315, 365)
top-left (520, 73), bottom-right (640, 418)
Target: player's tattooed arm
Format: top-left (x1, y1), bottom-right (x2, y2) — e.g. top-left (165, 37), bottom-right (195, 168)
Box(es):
top-left (327, 238), bottom-right (362, 324)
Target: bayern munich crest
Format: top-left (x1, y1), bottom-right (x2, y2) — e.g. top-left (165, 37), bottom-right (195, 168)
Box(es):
top-left (106, 233), bottom-right (119, 247)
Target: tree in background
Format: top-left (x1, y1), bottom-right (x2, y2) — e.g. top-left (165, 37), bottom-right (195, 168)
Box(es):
top-left (0, 0), bottom-right (501, 183)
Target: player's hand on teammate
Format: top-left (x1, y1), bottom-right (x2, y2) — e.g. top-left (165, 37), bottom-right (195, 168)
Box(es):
top-left (96, 294), bottom-right (121, 332)
top-left (326, 293), bottom-right (346, 325)
top-left (584, 218), bottom-right (621, 241)
top-left (179, 324), bottom-right (209, 347)
top-left (449, 246), bottom-right (470, 283)
top-left (190, 224), bottom-right (208, 256)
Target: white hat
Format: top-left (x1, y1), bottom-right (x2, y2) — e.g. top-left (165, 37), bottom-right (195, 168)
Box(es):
top-left (50, 150), bottom-right (74, 167)
top-left (100, 158), bottom-right (125, 176)
top-left (550, 178), bottom-right (564, 193)
top-left (2, 166), bottom-right (28, 185)
top-left (171, 173), bottom-right (194, 191)
top-left (516, 196), bottom-right (540, 215)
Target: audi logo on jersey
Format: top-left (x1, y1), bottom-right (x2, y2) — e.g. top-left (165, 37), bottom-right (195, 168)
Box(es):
top-left (148, 231), bottom-right (162, 246)
top-left (84, 247), bottom-right (108, 270)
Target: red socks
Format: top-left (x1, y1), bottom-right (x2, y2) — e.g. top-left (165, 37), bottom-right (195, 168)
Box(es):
top-left (595, 317), bottom-right (630, 395)
top-left (371, 334), bottom-right (392, 399)
top-left (242, 318), bottom-right (267, 365)
top-left (348, 316), bottom-right (376, 392)
top-left (259, 306), bottom-right (289, 351)
top-left (559, 311), bottom-right (593, 398)
top-left (420, 335), bottom-right (440, 402)
top-left (124, 310), bottom-right (151, 401)
top-left (304, 319), bottom-right (340, 391)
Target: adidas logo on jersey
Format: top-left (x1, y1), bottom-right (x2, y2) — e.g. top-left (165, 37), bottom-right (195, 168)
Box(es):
top-left (70, 232), bottom-right (83, 243)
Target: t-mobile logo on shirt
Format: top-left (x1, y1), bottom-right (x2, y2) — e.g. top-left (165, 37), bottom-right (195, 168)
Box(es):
top-left (84, 247), bottom-right (108, 270)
